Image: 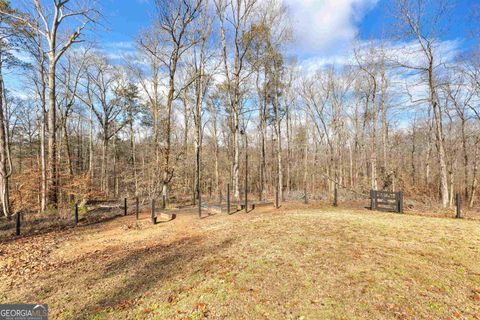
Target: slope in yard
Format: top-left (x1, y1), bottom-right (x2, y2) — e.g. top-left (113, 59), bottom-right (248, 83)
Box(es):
top-left (1, 205), bottom-right (480, 319)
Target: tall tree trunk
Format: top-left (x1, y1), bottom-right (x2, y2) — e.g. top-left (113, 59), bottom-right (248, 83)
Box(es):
top-left (370, 84), bottom-right (378, 191)
top-left (303, 125), bottom-right (308, 199)
top-left (256, 71), bottom-right (266, 201)
top-left (194, 41), bottom-right (205, 214)
top-left (425, 130), bottom-right (432, 190)
top-left (62, 120), bottom-right (74, 178)
top-left (101, 126), bottom-right (109, 194)
top-left (380, 68), bottom-right (388, 181)
top-left (430, 89), bottom-right (449, 207)
top-left (162, 73), bottom-right (175, 200)
top-left (47, 56), bottom-right (58, 207)
top-left (461, 118), bottom-right (468, 198)
top-left (39, 64), bottom-right (47, 211)
top-left (286, 100), bottom-right (291, 192)
top-left (129, 112), bottom-right (138, 196)
top-left (210, 103), bottom-right (221, 202)
top-left (89, 107), bottom-right (94, 182)
top-left (0, 60), bottom-right (12, 218)
top-left (274, 89), bottom-right (283, 202)
top-left (113, 128), bottom-right (118, 198)
top-left (411, 121), bottom-right (416, 186)
top-left (469, 139), bottom-right (478, 208)
top-left (448, 160), bottom-right (455, 208)
top-left (182, 95), bottom-right (190, 195)
top-left (424, 54), bottom-right (449, 207)
top-left (233, 111), bottom-right (240, 201)
top-left (39, 101), bottom-right (47, 210)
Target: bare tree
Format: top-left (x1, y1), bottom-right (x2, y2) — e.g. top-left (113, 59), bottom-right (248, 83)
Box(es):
top-left (4, 0), bottom-right (97, 208)
top-left (57, 49), bottom-right (90, 178)
top-left (76, 54), bottom-right (127, 194)
top-left (393, 0), bottom-right (452, 207)
top-left (145, 0), bottom-right (202, 201)
top-left (214, 0), bottom-right (258, 201)
top-left (0, 1), bottom-right (16, 217)
top-left (189, 0), bottom-right (213, 214)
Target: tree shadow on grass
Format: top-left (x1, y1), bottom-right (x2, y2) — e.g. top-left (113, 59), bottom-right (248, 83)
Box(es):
top-left (200, 211), bottom-right (218, 219)
top-left (48, 234), bottom-right (236, 319)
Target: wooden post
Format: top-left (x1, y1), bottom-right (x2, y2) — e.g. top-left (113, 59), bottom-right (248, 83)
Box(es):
top-left (395, 192), bottom-right (402, 213)
top-left (74, 203), bottom-right (79, 226)
top-left (275, 191), bottom-right (279, 209)
top-left (333, 185), bottom-right (338, 207)
top-left (124, 198), bottom-right (128, 216)
top-left (456, 193), bottom-right (462, 218)
top-left (151, 199), bottom-right (156, 225)
top-left (135, 197), bottom-right (139, 220)
top-left (226, 184), bottom-right (230, 214)
top-left (395, 192), bottom-right (399, 213)
top-left (15, 212), bottom-right (21, 236)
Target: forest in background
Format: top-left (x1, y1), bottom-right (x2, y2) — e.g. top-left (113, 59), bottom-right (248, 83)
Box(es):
top-left (0, 0), bottom-right (479, 219)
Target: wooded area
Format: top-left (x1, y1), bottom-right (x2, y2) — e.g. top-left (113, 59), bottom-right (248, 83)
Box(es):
top-left (0, 0), bottom-right (479, 219)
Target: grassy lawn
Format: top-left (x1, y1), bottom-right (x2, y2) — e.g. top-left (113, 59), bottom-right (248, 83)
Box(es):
top-left (1, 205), bottom-right (480, 319)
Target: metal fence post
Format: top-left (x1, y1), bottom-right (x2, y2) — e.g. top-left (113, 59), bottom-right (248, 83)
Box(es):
top-left (227, 184), bottom-right (230, 214)
top-left (124, 198), bottom-right (128, 216)
top-left (399, 191), bottom-right (404, 213)
top-left (275, 191), bottom-right (279, 209)
top-left (456, 193), bottom-right (462, 218)
top-left (304, 186), bottom-right (308, 204)
top-left (370, 190), bottom-right (377, 210)
top-left (395, 192), bottom-right (400, 213)
top-left (370, 190), bottom-right (374, 210)
top-left (15, 212), bottom-right (21, 236)
top-left (136, 197), bottom-right (139, 220)
top-left (74, 203), bottom-right (79, 226)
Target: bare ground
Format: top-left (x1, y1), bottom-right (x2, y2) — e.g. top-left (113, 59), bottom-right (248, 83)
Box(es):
top-left (1, 204), bottom-right (480, 319)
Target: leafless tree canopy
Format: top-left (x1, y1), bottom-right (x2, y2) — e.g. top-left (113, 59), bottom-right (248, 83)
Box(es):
top-left (0, 0), bottom-right (479, 218)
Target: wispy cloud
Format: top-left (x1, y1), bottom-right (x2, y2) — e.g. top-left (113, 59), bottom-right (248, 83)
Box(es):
top-left (284, 0), bottom-right (379, 57)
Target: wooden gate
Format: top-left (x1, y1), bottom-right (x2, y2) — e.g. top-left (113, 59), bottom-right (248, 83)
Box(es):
top-left (370, 190), bottom-right (403, 213)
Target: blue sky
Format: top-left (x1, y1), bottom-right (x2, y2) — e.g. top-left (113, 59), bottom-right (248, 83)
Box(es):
top-left (359, 0), bottom-right (476, 40)
top-left (94, 0), bottom-right (478, 62)
top-left (97, 0), bottom-right (154, 44)
top-left (6, 0), bottom-right (479, 100)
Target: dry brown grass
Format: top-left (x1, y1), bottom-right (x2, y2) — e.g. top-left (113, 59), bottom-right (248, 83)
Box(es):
top-left (1, 204), bottom-right (479, 319)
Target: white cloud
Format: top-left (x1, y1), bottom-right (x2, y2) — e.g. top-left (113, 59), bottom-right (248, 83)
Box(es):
top-left (297, 38), bottom-right (462, 72)
top-left (284, 0), bottom-right (378, 56)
